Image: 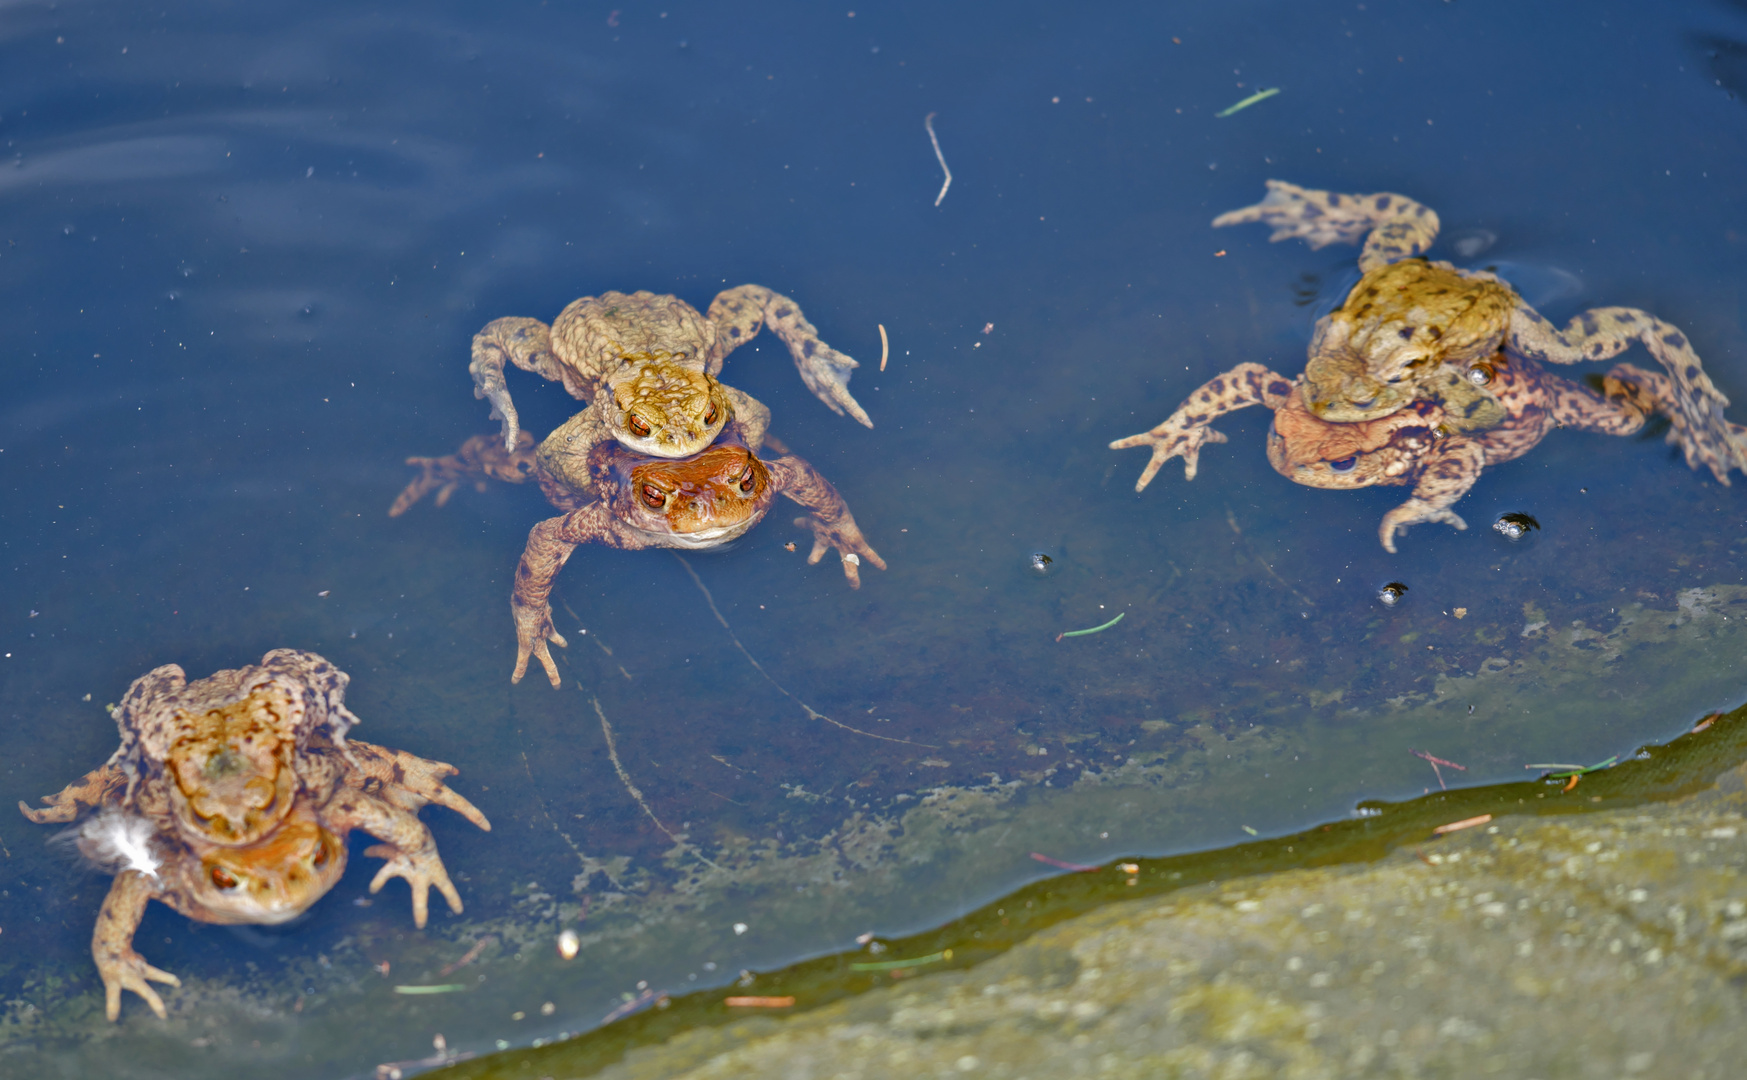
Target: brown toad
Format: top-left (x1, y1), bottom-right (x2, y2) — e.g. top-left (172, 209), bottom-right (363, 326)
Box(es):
top-left (1112, 181), bottom-right (1747, 490)
top-left (19, 650), bottom-right (490, 1020)
top-left (471, 286), bottom-right (872, 458)
top-left (1126, 356), bottom-right (1704, 551)
top-left (390, 411), bottom-right (883, 688)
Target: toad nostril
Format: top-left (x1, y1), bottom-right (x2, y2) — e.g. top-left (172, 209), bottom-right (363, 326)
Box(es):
top-left (1330, 457), bottom-right (1357, 473)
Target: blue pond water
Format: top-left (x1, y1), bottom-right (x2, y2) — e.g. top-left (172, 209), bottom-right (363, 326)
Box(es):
top-left (3, 0), bottom-right (1747, 1075)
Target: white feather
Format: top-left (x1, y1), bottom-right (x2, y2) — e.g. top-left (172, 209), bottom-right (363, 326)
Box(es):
top-left (76, 809), bottom-right (162, 880)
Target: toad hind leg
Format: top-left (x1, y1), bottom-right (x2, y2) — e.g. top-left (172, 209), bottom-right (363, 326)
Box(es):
top-left (325, 788), bottom-right (463, 929)
top-left (1509, 307), bottom-right (1746, 482)
top-left (1212, 180), bottom-right (1441, 273)
top-left (707, 285), bottom-right (873, 428)
top-left (1378, 440), bottom-right (1485, 553)
top-left (388, 431), bottom-right (540, 517)
top-left (1109, 364), bottom-right (1296, 492)
top-left (94, 871), bottom-right (180, 1020)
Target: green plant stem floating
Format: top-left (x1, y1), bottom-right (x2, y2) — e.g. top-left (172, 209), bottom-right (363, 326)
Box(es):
top-left (1057, 612), bottom-right (1125, 642)
top-left (393, 984), bottom-right (469, 995)
top-left (1216, 87), bottom-right (1280, 117)
top-left (850, 949), bottom-right (952, 972)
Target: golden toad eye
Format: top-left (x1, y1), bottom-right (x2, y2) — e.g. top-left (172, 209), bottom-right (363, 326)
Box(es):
top-left (705, 403), bottom-right (719, 426)
top-left (210, 866), bottom-right (239, 890)
top-left (641, 484), bottom-right (667, 509)
top-left (627, 413), bottom-right (652, 437)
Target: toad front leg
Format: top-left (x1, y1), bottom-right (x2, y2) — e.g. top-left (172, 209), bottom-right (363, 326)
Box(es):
top-left (1108, 364), bottom-right (1296, 492)
top-left (1508, 308), bottom-right (1747, 482)
top-left (1378, 439), bottom-right (1485, 553)
top-left (510, 505), bottom-right (657, 687)
top-left (18, 762), bottom-right (128, 823)
top-left (470, 317), bottom-right (591, 451)
top-left (764, 455), bottom-right (886, 588)
top-left (388, 431), bottom-right (540, 516)
top-left (324, 788), bottom-right (465, 929)
top-left (93, 870), bottom-right (180, 1020)
top-left (1212, 180), bottom-right (1441, 273)
top-left (707, 285), bottom-right (873, 428)
top-left (342, 741), bottom-right (492, 833)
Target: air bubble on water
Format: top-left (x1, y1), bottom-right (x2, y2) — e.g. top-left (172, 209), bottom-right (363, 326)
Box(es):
top-left (1377, 582), bottom-right (1408, 606)
top-left (1493, 512), bottom-right (1540, 542)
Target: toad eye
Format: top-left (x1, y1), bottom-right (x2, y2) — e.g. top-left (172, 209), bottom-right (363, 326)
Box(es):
top-left (1350, 398), bottom-right (1376, 410)
top-left (1467, 366), bottom-right (1492, 386)
top-left (641, 484), bottom-right (667, 509)
top-left (705, 403), bottom-right (720, 426)
top-left (1330, 457), bottom-right (1357, 473)
top-left (210, 866), bottom-right (239, 890)
top-left (627, 414), bottom-right (652, 437)
top-left (737, 468), bottom-right (756, 494)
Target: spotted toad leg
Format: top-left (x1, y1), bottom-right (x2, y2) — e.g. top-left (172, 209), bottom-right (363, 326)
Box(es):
top-left (1212, 180), bottom-right (1441, 273)
top-left (471, 317), bottom-right (593, 451)
top-left (764, 455), bottom-right (886, 588)
top-left (18, 762), bottom-right (128, 823)
top-left (1508, 307), bottom-right (1746, 483)
top-left (1377, 439), bottom-right (1485, 553)
top-left (719, 385), bottom-right (774, 452)
top-left (511, 506), bottom-right (659, 687)
top-left (93, 871), bottom-right (180, 1020)
top-left (706, 285), bottom-right (872, 428)
top-left (1593, 363), bottom-right (1747, 479)
top-left (342, 741), bottom-right (492, 832)
top-left (388, 431), bottom-right (540, 517)
top-left (324, 787), bottom-right (464, 929)
top-left (1108, 364), bottom-right (1296, 492)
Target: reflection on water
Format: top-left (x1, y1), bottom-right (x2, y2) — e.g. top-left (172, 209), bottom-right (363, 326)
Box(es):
top-left (3, 0), bottom-right (1746, 1075)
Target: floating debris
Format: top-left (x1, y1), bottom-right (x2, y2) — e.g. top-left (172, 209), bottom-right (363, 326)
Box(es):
top-left (1432, 814), bottom-right (1492, 836)
top-left (1493, 512), bottom-right (1540, 541)
top-left (1409, 749), bottom-right (1467, 791)
top-left (1543, 756), bottom-right (1617, 780)
top-left (850, 949), bottom-right (951, 972)
top-left (1056, 611), bottom-right (1125, 641)
top-left (1030, 852), bottom-right (1098, 872)
top-left (878, 323), bottom-right (889, 371)
top-left (1029, 552), bottom-right (1054, 574)
top-left (439, 935), bottom-right (497, 977)
top-left (725, 996), bottom-right (796, 1008)
top-left (924, 112), bottom-right (952, 206)
top-left (1215, 87), bottom-right (1280, 117)
top-left (393, 984), bottom-right (468, 995)
top-left (1377, 582), bottom-right (1409, 606)
top-left (556, 929), bottom-right (580, 960)
top-left (1241, 825), bottom-right (1259, 836)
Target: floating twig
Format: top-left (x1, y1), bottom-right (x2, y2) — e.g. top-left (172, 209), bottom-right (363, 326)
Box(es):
top-left (850, 949), bottom-right (951, 972)
top-left (1431, 814), bottom-right (1492, 836)
top-left (1409, 749), bottom-right (1467, 791)
top-left (674, 554), bottom-right (936, 746)
top-left (1030, 852), bottom-right (1098, 872)
top-left (393, 984), bottom-right (468, 995)
top-left (601, 989), bottom-right (662, 1024)
top-left (1056, 612), bottom-right (1124, 642)
top-left (1542, 756), bottom-right (1618, 779)
top-left (878, 323), bottom-right (889, 372)
top-left (1215, 87), bottom-right (1280, 118)
top-left (924, 112), bottom-right (951, 206)
top-left (438, 935), bottom-right (498, 977)
top-left (725, 996), bottom-right (795, 1008)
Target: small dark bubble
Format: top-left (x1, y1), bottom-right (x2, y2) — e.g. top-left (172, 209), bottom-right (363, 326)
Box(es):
top-left (1493, 512), bottom-right (1540, 542)
top-left (1377, 582), bottom-right (1408, 606)
top-left (1029, 552), bottom-right (1054, 575)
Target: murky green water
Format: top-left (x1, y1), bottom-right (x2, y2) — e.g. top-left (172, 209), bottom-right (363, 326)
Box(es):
top-left (3, 1), bottom-right (1746, 1075)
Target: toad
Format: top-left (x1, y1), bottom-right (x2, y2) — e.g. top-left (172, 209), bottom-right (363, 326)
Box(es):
top-left (471, 286), bottom-right (871, 458)
top-left (1112, 181), bottom-right (1747, 490)
top-left (19, 650), bottom-right (490, 1021)
top-left (1120, 355), bottom-right (1701, 551)
top-left (390, 411), bottom-right (883, 687)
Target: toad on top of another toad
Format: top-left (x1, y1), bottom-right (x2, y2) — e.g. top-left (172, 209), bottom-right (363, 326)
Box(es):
top-left (19, 649), bottom-right (489, 1021)
top-left (1112, 181), bottom-right (1747, 492)
top-left (1131, 354), bottom-right (1705, 552)
top-left (470, 286), bottom-right (872, 459)
top-left (390, 410), bottom-right (883, 688)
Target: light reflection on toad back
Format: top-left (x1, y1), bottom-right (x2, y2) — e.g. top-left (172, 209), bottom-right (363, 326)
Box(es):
top-left (2, 0), bottom-right (1746, 1075)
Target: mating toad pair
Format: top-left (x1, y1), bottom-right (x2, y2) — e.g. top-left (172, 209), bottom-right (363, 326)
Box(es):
top-left (1111, 181), bottom-right (1747, 550)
